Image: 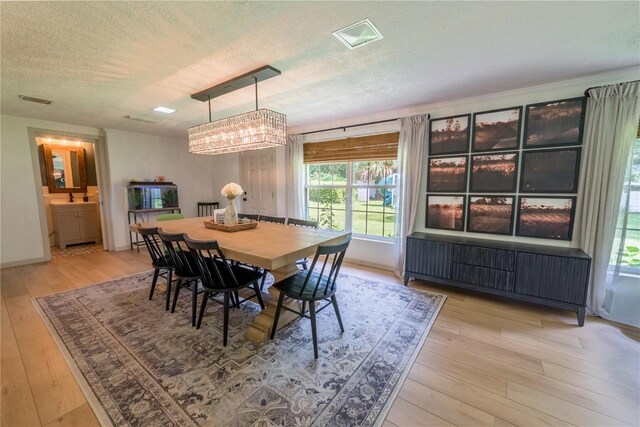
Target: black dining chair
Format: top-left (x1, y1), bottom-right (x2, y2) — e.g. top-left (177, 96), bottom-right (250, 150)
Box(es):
top-left (197, 202), bottom-right (219, 217)
top-left (138, 226), bottom-right (174, 311)
top-left (184, 236), bottom-right (265, 346)
top-left (157, 230), bottom-right (203, 327)
top-left (287, 218), bottom-right (319, 270)
top-left (238, 213), bottom-right (259, 221)
top-left (270, 236), bottom-right (351, 359)
top-left (259, 215), bottom-right (286, 224)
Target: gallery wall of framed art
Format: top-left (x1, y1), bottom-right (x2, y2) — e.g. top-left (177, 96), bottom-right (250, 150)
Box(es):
top-left (425, 96), bottom-right (586, 241)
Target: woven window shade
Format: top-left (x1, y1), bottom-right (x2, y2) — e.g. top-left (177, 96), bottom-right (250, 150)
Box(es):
top-left (303, 132), bottom-right (400, 163)
top-left (637, 120), bottom-right (640, 138)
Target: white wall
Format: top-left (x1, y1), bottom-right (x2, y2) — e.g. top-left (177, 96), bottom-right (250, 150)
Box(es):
top-left (0, 115), bottom-right (103, 266)
top-left (104, 129), bottom-right (232, 249)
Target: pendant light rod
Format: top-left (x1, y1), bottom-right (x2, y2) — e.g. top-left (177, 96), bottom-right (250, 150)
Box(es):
top-left (254, 76), bottom-right (258, 111)
top-left (208, 95), bottom-right (211, 123)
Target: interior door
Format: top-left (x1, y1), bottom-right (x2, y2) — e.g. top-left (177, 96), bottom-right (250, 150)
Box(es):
top-left (241, 149), bottom-right (276, 216)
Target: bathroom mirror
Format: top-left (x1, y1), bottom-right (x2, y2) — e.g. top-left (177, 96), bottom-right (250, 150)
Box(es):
top-left (43, 144), bottom-right (87, 193)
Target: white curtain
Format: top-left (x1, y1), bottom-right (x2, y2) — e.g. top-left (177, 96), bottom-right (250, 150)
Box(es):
top-left (285, 134), bottom-right (305, 220)
top-left (573, 81), bottom-right (640, 317)
top-left (394, 114), bottom-right (429, 278)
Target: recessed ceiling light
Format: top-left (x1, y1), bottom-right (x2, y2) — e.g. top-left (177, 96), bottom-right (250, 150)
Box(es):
top-left (333, 19), bottom-right (383, 50)
top-left (18, 94), bottom-right (52, 104)
top-left (153, 106), bottom-right (176, 114)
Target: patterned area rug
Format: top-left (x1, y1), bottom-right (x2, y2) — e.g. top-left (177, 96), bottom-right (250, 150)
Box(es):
top-left (34, 271), bottom-right (445, 426)
top-left (51, 242), bottom-right (103, 258)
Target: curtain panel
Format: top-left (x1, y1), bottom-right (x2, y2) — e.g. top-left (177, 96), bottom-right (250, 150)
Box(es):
top-left (573, 81), bottom-right (640, 317)
top-left (393, 114), bottom-right (429, 278)
top-left (285, 134), bottom-right (305, 220)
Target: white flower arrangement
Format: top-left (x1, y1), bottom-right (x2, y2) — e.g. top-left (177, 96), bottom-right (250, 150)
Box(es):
top-left (221, 182), bottom-right (243, 199)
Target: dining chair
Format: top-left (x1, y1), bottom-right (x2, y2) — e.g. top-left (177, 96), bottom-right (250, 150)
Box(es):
top-left (157, 213), bottom-right (185, 221)
top-left (259, 215), bottom-right (286, 224)
top-left (137, 226), bottom-right (174, 311)
top-left (238, 213), bottom-right (259, 221)
top-left (184, 236), bottom-right (265, 346)
top-left (157, 230), bottom-right (202, 327)
top-left (286, 218), bottom-right (319, 270)
top-left (270, 236), bottom-right (352, 359)
top-left (197, 202), bottom-right (219, 217)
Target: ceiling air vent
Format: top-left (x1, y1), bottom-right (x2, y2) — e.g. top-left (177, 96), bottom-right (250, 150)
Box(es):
top-left (18, 95), bottom-right (52, 105)
top-left (123, 115), bottom-right (158, 124)
top-left (333, 19), bottom-right (383, 50)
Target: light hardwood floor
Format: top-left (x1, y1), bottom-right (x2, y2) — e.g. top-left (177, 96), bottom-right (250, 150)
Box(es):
top-left (1, 250), bottom-right (639, 426)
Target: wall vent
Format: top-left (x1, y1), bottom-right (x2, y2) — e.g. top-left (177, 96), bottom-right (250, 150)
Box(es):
top-left (123, 115), bottom-right (157, 124)
top-left (333, 19), bottom-right (383, 50)
top-left (18, 95), bottom-right (52, 104)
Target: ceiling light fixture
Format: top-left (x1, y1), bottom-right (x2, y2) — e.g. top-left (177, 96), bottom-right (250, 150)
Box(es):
top-left (333, 19), bottom-right (384, 50)
top-left (153, 106), bottom-right (176, 114)
top-left (188, 65), bottom-right (286, 155)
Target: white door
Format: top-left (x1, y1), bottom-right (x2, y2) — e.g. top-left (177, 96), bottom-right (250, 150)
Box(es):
top-left (240, 149), bottom-right (277, 216)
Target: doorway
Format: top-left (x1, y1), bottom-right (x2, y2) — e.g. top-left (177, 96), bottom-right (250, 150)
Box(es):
top-left (29, 128), bottom-right (112, 260)
top-left (240, 149), bottom-right (277, 216)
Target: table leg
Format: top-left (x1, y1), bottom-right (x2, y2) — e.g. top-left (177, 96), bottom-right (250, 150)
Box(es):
top-left (244, 264), bottom-right (303, 343)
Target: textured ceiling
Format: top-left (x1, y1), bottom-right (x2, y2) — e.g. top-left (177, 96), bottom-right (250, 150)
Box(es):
top-left (1, 2), bottom-right (639, 138)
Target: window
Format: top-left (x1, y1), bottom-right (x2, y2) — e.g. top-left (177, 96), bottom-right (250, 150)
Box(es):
top-left (306, 160), bottom-right (398, 238)
top-left (612, 138), bottom-right (640, 275)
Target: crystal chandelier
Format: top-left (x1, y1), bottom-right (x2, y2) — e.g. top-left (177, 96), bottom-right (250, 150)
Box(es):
top-left (188, 66), bottom-right (287, 155)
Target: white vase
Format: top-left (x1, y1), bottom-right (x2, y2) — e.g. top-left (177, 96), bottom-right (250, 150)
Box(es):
top-left (224, 197), bottom-right (238, 225)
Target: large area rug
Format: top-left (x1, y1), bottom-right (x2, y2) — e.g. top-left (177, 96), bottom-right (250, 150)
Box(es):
top-left (34, 271), bottom-right (445, 427)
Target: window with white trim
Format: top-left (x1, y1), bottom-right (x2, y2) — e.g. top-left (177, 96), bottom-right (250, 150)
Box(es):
top-left (306, 160), bottom-right (398, 239)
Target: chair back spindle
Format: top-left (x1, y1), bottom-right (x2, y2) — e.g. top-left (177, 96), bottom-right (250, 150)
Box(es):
top-left (157, 230), bottom-right (199, 278)
top-left (137, 226), bottom-right (167, 267)
top-left (184, 237), bottom-right (240, 290)
top-left (298, 236), bottom-right (351, 298)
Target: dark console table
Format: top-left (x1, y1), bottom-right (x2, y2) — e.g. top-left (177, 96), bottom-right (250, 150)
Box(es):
top-left (405, 232), bottom-right (591, 325)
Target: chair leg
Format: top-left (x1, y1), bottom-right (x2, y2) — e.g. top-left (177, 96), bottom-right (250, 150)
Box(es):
top-left (197, 291), bottom-right (209, 329)
top-left (270, 292), bottom-right (285, 340)
top-left (259, 270), bottom-right (268, 292)
top-left (171, 279), bottom-right (182, 313)
top-left (331, 295), bottom-right (345, 333)
top-left (234, 291), bottom-right (241, 309)
top-left (223, 293), bottom-right (230, 346)
top-left (253, 282), bottom-right (265, 309)
top-left (300, 301), bottom-right (307, 318)
top-left (165, 270), bottom-right (172, 311)
top-left (149, 269), bottom-right (159, 300)
top-left (309, 301), bottom-right (319, 359)
top-left (191, 281), bottom-right (198, 327)
top-left (302, 259), bottom-right (308, 271)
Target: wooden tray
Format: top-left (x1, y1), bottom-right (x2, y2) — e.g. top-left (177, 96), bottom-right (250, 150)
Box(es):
top-left (203, 220), bottom-right (257, 232)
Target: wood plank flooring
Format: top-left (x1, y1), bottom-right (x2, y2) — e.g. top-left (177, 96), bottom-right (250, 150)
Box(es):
top-left (1, 250), bottom-right (638, 426)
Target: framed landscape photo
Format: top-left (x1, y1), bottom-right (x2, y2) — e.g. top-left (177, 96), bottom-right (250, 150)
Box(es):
top-left (523, 97), bottom-right (586, 148)
top-left (520, 147), bottom-right (580, 193)
top-left (470, 152), bottom-right (518, 193)
top-left (426, 195), bottom-right (465, 231)
top-left (427, 156), bottom-right (468, 192)
top-left (472, 106), bottom-right (522, 152)
top-left (429, 114), bottom-right (471, 155)
top-left (467, 196), bottom-right (515, 235)
top-left (516, 196), bottom-right (576, 240)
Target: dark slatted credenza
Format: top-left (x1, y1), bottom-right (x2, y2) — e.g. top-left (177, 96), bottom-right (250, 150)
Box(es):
top-left (405, 232), bottom-right (591, 325)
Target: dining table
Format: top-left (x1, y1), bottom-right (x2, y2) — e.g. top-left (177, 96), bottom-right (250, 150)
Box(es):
top-left (130, 217), bottom-right (350, 343)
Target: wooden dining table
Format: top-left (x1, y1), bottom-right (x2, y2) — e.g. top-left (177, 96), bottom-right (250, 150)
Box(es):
top-left (130, 217), bottom-right (349, 343)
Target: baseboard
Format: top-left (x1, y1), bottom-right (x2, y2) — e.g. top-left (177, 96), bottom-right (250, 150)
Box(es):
top-left (1, 255), bottom-right (50, 269)
top-left (344, 257), bottom-right (394, 272)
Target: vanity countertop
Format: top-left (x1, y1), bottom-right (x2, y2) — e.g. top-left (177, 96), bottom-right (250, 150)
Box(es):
top-left (50, 200), bottom-right (96, 206)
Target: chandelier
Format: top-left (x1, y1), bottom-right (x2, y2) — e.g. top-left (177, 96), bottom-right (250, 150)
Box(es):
top-left (188, 66), bottom-right (287, 155)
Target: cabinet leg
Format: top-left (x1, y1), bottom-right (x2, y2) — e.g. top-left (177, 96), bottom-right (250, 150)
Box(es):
top-left (403, 275), bottom-right (410, 286)
top-left (577, 307), bottom-right (586, 326)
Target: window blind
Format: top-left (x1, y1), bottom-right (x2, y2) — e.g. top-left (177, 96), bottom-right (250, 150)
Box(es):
top-left (303, 132), bottom-right (400, 163)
